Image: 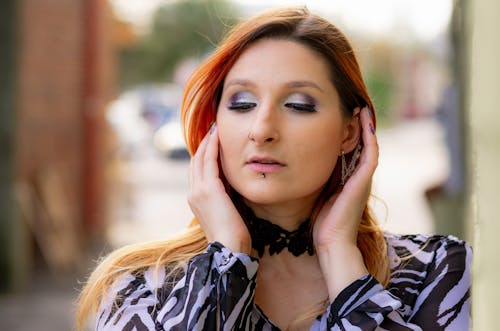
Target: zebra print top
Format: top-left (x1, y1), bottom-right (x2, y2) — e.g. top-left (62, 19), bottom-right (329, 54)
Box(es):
top-left (96, 234), bottom-right (471, 330)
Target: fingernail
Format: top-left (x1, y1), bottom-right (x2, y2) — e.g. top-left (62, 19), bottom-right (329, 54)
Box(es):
top-left (369, 123), bottom-right (375, 135)
top-left (364, 106), bottom-right (371, 119)
top-left (209, 122), bottom-right (216, 134)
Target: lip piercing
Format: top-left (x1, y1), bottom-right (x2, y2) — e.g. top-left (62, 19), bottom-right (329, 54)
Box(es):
top-left (260, 173), bottom-right (266, 178)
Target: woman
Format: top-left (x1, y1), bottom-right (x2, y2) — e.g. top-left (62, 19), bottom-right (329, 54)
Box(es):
top-left (77, 7), bottom-right (471, 330)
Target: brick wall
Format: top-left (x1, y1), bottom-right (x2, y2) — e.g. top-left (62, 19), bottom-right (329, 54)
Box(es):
top-left (14, 0), bottom-right (115, 273)
top-left (16, 0), bottom-right (84, 182)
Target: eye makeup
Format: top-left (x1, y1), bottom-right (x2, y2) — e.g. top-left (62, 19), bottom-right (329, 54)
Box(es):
top-left (227, 91), bottom-right (258, 111)
top-left (284, 93), bottom-right (317, 112)
top-left (225, 91), bottom-right (319, 113)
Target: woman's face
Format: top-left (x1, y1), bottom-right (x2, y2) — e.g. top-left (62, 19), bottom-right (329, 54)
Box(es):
top-left (216, 38), bottom-right (351, 211)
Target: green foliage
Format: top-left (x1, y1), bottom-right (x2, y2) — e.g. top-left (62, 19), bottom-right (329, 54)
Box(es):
top-left (120, 0), bottom-right (238, 88)
top-left (365, 70), bottom-right (394, 127)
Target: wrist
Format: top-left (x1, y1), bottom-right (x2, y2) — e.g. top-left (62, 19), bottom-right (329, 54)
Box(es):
top-left (216, 231), bottom-right (252, 255)
top-left (314, 226), bottom-right (359, 252)
top-left (317, 243), bottom-right (368, 301)
top-left (225, 241), bottom-right (252, 255)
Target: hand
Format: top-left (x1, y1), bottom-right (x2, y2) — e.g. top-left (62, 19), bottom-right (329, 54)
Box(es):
top-left (312, 107), bottom-right (377, 300)
top-left (313, 107), bottom-right (378, 249)
top-left (187, 124), bottom-right (252, 254)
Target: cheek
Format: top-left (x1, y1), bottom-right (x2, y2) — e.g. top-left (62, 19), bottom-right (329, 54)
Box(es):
top-left (218, 136), bottom-right (234, 173)
top-left (300, 144), bottom-right (338, 181)
top-left (294, 125), bottom-right (342, 181)
top-left (216, 117), bottom-right (242, 179)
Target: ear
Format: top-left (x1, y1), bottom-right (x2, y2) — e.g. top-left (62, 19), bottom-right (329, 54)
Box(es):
top-left (340, 108), bottom-right (361, 154)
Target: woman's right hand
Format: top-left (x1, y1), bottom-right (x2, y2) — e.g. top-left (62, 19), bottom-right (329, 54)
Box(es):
top-left (187, 124), bottom-right (252, 254)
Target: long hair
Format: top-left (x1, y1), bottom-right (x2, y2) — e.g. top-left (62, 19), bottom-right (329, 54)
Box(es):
top-left (76, 7), bottom-right (390, 330)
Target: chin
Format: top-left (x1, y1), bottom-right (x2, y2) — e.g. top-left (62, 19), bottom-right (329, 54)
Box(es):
top-left (242, 193), bottom-right (279, 205)
top-left (236, 187), bottom-right (276, 203)
top-left (231, 180), bottom-right (294, 206)
top-left (227, 176), bottom-right (268, 197)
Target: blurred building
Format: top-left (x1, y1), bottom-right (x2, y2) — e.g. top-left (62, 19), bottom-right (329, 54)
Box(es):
top-left (0, 0), bottom-right (120, 291)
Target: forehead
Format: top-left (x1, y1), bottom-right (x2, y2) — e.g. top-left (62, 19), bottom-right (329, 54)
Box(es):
top-left (224, 38), bottom-right (334, 90)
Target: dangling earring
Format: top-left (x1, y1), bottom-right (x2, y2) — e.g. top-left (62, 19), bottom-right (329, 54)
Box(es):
top-left (341, 143), bottom-right (362, 185)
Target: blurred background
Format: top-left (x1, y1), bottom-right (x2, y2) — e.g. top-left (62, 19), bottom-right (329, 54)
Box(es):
top-left (0, 0), bottom-right (498, 330)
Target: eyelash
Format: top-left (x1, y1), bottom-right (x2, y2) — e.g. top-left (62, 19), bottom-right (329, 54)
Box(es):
top-left (228, 102), bottom-right (317, 113)
top-left (285, 102), bottom-right (317, 113)
top-left (228, 102), bottom-right (256, 111)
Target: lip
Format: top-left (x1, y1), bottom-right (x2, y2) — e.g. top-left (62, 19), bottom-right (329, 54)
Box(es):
top-left (246, 156), bottom-right (287, 173)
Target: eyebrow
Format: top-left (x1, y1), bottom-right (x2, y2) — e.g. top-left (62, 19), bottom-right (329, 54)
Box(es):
top-left (225, 79), bottom-right (324, 93)
top-left (225, 79), bottom-right (256, 88)
top-left (285, 80), bottom-right (324, 92)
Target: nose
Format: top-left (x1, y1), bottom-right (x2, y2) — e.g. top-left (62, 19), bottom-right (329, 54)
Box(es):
top-left (247, 103), bottom-right (280, 145)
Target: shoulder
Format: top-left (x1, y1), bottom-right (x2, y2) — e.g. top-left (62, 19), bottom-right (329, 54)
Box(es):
top-left (384, 232), bottom-right (470, 255)
top-left (96, 263), bottom-right (186, 329)
top-left (381, 234), bottom-right (471, 323)
top-left (100, 263), bottom-right (185, 311)
top-left (384, 233), bottom-right (472, 270)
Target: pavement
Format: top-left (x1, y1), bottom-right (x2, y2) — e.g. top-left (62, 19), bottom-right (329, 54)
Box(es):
top-left (372, 117), bottom-right (448, 235)
top-left (0, 270), bottom-right (80, 331)
top-left (0, 117), bottom-right (449, 331)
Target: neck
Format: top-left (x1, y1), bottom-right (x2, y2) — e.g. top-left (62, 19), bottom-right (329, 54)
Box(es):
top-left (257, 247), bottom-right (322, 277)
top-left (241, 203), bottom-right (314, 258)
top-left (244, 197), bottom-right (316, 231)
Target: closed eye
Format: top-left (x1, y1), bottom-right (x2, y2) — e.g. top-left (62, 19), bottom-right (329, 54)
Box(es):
top-left (285, 102), bottom-right (317, 113)
top-left (228, 102), bottom-right (257, 111)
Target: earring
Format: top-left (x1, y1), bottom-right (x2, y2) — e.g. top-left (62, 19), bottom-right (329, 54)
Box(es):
top-left (341, 143), bottom-right (362, 185)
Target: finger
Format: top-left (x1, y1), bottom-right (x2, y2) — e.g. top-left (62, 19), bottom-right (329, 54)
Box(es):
top-left (190, 127), bottom-right (211, 187)
top-left (189, 155), bottom-right (194, 188)
top-left (203, 123), bottom-right (220, 180)
top-left (359, 107), bottom-right (379, 174)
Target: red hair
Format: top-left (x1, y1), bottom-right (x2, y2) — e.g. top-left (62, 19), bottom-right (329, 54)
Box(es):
top-left (76, 8), bottom-right (390, 329)
top-left (181, 7), bottom-right (389, 285)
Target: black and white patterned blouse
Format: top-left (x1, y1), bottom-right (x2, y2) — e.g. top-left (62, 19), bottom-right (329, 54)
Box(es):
top-left (96, 234), bottom-right (471, 330)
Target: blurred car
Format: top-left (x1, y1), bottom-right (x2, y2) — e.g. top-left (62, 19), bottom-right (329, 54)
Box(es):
top-left (106, 89), bottom-right (152, 158)
top-left (106, 84), bottom-right (188, 159)
top-left (153, 117), bottom-right (189, 159)
top-left (140, 86), bottom-right (178, 131)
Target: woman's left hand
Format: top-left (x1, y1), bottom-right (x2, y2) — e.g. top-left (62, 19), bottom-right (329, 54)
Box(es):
top-left (313, 107), bottom-right (378, 300)
top-left (313, 106), bottom-right (378, 248)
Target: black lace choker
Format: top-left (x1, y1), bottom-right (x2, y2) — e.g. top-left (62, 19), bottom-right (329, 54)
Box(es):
top-left (245, 210), bottom-right (314, 258)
